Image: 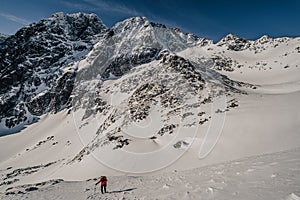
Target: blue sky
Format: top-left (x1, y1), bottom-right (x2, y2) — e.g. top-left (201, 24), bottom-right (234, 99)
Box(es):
top-left (0, 0), bottom-right (299, 41)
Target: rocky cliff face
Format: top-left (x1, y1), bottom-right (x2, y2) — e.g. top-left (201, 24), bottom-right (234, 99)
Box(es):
top-left (69, 46), bottom-right (252, 163)
top-left (1, 12), bottom-right (297, 135)
top-left (0, 13), bottom-right (107, 133)
top-left (0, 33), bottom-right (9, 47)
top-left (0, 13), bottom-right (209, 133)
top-left (76, 16), bottom-right (211, 80)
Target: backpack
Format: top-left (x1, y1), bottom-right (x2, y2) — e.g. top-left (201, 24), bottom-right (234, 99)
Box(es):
top-left (100, 176), bottom-right (107, 182)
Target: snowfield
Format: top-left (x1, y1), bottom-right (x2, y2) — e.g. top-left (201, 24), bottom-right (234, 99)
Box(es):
top-left (1, 148), bottom-right (300, 200)
top-left (0, 13), bottom-right (300, 200)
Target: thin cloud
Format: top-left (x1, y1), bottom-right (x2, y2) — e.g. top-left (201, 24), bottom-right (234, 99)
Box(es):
top-left (83, 0), bottom-right (143, 16)
top-left (60, 1), bottom-right (98, 11)
top-left (0, 12), bottom-right (31, 25)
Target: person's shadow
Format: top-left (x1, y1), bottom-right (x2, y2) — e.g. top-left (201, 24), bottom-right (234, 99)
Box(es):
top-left (108, 188), bottom-right (137, 193)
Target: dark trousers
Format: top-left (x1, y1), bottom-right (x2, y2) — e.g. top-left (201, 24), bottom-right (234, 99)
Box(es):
top-left (101, 184), bottom-right (107, 194)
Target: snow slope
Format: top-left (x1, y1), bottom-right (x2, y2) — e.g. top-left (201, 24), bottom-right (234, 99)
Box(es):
top-left (179, 35), bottom-right (300, 87)
top-left (2, 148), bottom-right (300, 200)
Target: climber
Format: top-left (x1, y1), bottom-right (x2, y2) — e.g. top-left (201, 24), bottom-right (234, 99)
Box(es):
top-left (95, 176), bottom-right (108, 194)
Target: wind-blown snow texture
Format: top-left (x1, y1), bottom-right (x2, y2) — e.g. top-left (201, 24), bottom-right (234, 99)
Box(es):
top-left (0, 12), bottom-right (300, 200)
top-left (2, 148), bottom-right (300, 200)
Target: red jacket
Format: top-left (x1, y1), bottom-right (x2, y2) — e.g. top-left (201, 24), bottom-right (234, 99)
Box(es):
top-left (96, 176), bottom-right (107, 186)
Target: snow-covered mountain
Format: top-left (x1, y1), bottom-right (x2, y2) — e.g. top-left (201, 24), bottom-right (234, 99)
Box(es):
top-left (76, 16), bottom-right (210, 80)
top-left (0, 12), bottom-right (300, 199)
top-left (0, 12), bottom-right (107, 134)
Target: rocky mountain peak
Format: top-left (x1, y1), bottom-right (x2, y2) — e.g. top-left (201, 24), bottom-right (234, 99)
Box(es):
top-left (221, 34), bottom-right (240, 41)
top-left (217, 34), bottom-right (250, 51)
top-left (112, 16), bottom-right (166, 34)
top-left (0, 12), bottom-right (108, 133)
top-left (77, 16), bottom-right (209, 81)
top-left (50, 12), bottom-right (104, 26)
top-left (254, 35), bottom-right (273, 44)
top-left (42, 12), bottom-right (107, 40)
top-left (112, 16), bottom-right (204, 48)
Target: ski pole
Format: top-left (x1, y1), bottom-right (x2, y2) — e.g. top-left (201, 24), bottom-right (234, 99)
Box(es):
top-left (91, 184), bottom-right (95, 199)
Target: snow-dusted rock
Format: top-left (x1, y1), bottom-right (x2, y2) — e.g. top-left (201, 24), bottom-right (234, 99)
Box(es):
top-left (0, 12), bottom-right (107, 133)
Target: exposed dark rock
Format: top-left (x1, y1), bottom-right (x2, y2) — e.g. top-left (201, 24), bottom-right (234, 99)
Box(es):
top-left (25, 186), bottom-right (38, 192)
top-left (0, 179), bottom-right (19, 186)
top-left (3, 161), bottom-right (57, 180)
top-left (128, 83), bottom-right (166, 121)
top-left (5, 192), bottom-right (15, 195)
top-left (6, 187), bottom-right (13, 191)
top-left (157, 124), bottom-right (178, 136)
top-left (217, 34), bottom-right (250, 51)
top-left (105, 29), bottom-right (114, 39)
top-left (0, 12), bottom-right (107, 131)
top-left (102, 48), bottom-right (159, 78)
top-left (26, 70), bottom-right (76, 115)
top-left (159, 53), bottom-right (205, 91)
top-left (0, 33), bottom-right (9, 46)
top-left (113, 138), bottom-right (130, 149)
top-left (173, 140), bottom-right (189, 149)
top-left (199, 118), bottom-right (209, 124)
top-left (150, 22), bottom-right (166, 28)
top-left (211, 56), bottom-right (235, 72)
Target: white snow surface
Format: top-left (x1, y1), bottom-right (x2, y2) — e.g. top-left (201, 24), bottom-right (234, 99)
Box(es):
top-left (1, 148), bottom-right (300, 200)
